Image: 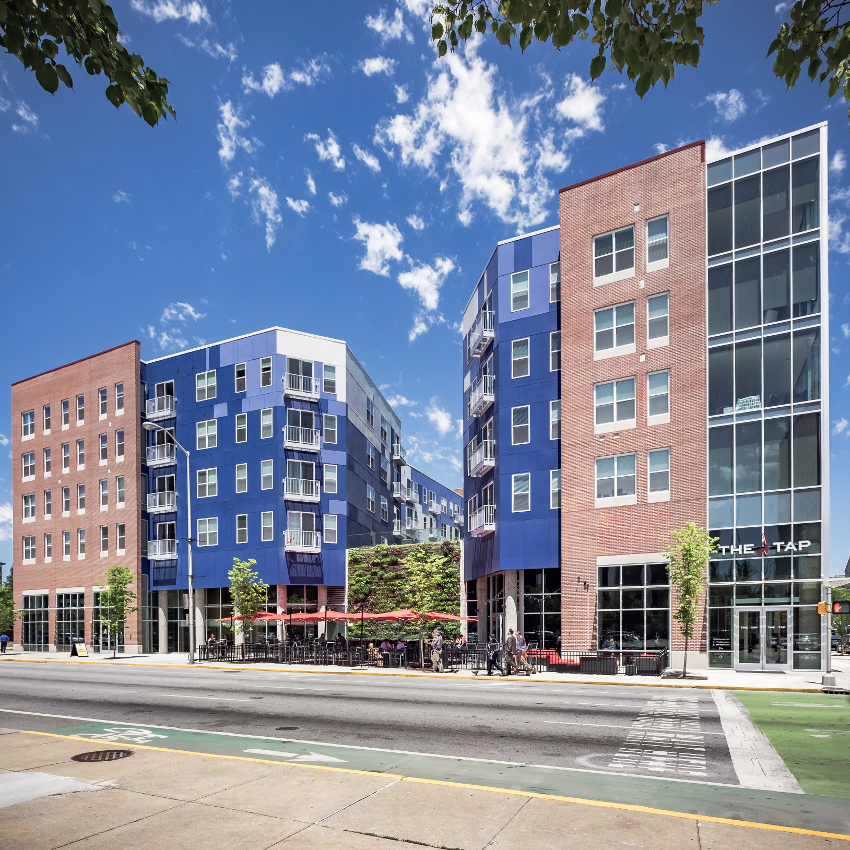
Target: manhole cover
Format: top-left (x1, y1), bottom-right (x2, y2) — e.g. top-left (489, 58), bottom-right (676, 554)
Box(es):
top-left (72, 750), bottom-right (134, 763)
top-left (276, 726), bottom-right (299, 731)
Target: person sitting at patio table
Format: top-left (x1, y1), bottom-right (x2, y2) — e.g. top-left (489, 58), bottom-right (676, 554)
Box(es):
top-left (395, 639), bottom-right (405, 650)
top-left (367, 642), bottom-right (379, 663)
top-left (380, 639), bottom-right (392, 652)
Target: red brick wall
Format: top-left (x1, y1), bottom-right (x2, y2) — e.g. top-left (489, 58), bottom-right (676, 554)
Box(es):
top-left (558, 143), bottom-right (707, 652)
top-left (11, 341), bottom-right (143, 650)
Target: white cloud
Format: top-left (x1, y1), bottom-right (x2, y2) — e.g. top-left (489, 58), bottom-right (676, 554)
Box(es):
top-left (398, 256), bottom-right (454, 311)
top-left (829, 211), bottom-right (850, 254)
top-left (306, 172), bottom-right (316, 195)
top-left (290, 56), bottom-right (332, 87)
top-left (831, 151), bottom-right (847, 175)
top-left (395, 85), bottom-right (410, 103)
top-left (408, 314), bottom-right (430, 341)
top-left (0, 502), bottom-right (11, 542)
top-left (216, 101), bottom-right (258, 165)
top-left (407, 214), bottom-right (425, 231)
top-left (386, 395), bottom-right (417, 407)
top-left (161, 302), bottom-right (205, 322)
top-left (11, 102), bottom-right (38, 134)
top-left (404, 434), bottom-right (462, 476)
top-left (400, 0), bottom-right (430, 18)
top-left (834, 418), bottom-right (849, 436)
top-left (554, 74), bottom-right (605, 132)
top-left (227, 171), bottom-right (242, 198)
top-left (305, 129), bottom-right (345, 170)
top-left (353, 143), bottom-right (381, 172)
top-left (653, 143), bottom-right (669, 155)
top-left (704, 89), bottom-right (747, 123)
top-left (0, 433), bottom-right (9, 446)
top-left (352, 217), bottom-right (404, 275)
top-left (705, 136), bottom-right (732, 160)
top-left (249, 177), bottom-right (282, 250)
top-left (242, 57), bottom-right (331, 98)
top-left (130, 0), bottom-right (210, 24)
top-left (366, 8), bottom-right (413, 42)
top-left (177, 34), bottom-right (237, 60)
top-left (243, 63), bottom-right (286, 97)
top-left (375, 41), bottom-right (576, 230)
top-left (843, 323), bottom-right (850, 339)
top-left (328, 191), bottom-right (348, 207)
top-left (774, 1), bottom-right (790, 13)
top-left (113, 190), bottom-right (132, 204)
top-left (286, 197), bottom-right (310, 217)
top-left (426, 398), bottom-right (454, 436)
top-left (361, 56), bottom-right (396, 76)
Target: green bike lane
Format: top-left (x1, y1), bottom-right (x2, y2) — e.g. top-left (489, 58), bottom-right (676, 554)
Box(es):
top-left (37, 714), bottom-right (850, 838)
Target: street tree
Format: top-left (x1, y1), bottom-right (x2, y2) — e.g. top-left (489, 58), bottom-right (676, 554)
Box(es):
top-left (430, 1), bottom-right (850, 123)
top-left (0, 568), bottom-right (22, 636)
top-left (228, 558), bottom-right (269, 642)
top-left (663, 521), bottom-right (716, 678)
top-left (833, 586), bottom-right (850, 639)
top-left (98, 565), bottom-right (137, 658)
top-left (0, 0), bottom-right (175, 126)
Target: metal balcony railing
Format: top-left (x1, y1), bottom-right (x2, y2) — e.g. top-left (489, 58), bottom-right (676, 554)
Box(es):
top-left (469, 373), bottom-right (494, 418)
top-left (468, 504), bottom-right (495, 536)
top-left (146, 396), bottom-right (175, 420)
top-left (147, 491), bottom-right (176, 513)
top-left (146, 443), bottom-right (176, 467)
top-left (284, 478), bottom-right (321, 502)
top-left (284, 373), bottom-right (320, 398)
top-left (392, 481), bottom-right (412, 501)
top-left (284, 530), bottom-right (321, 552)
top-left (467, 439), bottom-right (495, 478)
top-left (148, 539), bottom-right (177, 560)
top-left (284, 426), bottom-right (321, 451)
top-left (469, 310), bottom-right (495, 357)
top-left (454, 512), bottom-right (464, 525)
top-left (392, 443), bottom-right (406, 464)
top-left (429, 500), bottom-right (442, 514)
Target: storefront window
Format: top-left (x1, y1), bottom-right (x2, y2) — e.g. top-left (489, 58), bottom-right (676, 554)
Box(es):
top-left (522, 569), bottom-right (560, 650)
top-left (596, 563), bottom-right (669, 651)
top-left (56, 592), bottom-right (85, 649)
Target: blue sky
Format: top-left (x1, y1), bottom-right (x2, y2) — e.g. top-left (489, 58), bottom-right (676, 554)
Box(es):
top-left (1, 0), bottom-right (849, 573)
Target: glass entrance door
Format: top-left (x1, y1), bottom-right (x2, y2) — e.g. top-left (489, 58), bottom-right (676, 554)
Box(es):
top-left (735, 608), bottom-right (791, 670)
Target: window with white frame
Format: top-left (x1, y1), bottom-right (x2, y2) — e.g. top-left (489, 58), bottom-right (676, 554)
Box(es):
top-left (101, 525), bottom-right (108, 553)
top-left (236, 514), bottom-right (248, 544)
top-left (648, 448), bottom-right (671, 494)
top-left (260, 357), bottom-right (272, 387)
top-left (44, 490), bottom-right (51, 517)
top-left (260, 408), bottom-right (273, 439)
top-left (99, 387), bottom-right (107, 416)
top-left (380, 454), bottom-right (389, 485)
top-left (43, 448), bottom-right (51, 474)
top-left (45, 532), bottom-right (52, 558)
top-left (77, 528), bottom-right (86, 556)
top-left (512, 338), bottom-right (530, 378)
top-left (43, 404), bottom-right (51, 432)
top-left (323, 414), bottom-right (337, 444)
top-left (100, 479), bottom-right (108, 507)
top-left (550, 470), bottom-right (561, 509)
top-left (62, 487), bottom-right (70, 513)
top-left (367, 442), bottom-right (376, 470)
top-left (380, 415), bottom-right (388, 444)
top-left (23, 535), bottom-right (35, 561)
top-left (594, 302), bottom-right (635, 353)
top-left (236, 463), bottom-right (247, 493)
top-left (197, 420), bottom-right (217, 450)
top-left (115, 382), bottom-right (124, 412)
top-left (324, 365), bottom-right (337, 394)
top-left (512, 406), bottom-right (530, 445)
top-left (234, 413), bottom-right (247, 443)
top-left (550, 261), bottom-right (561, 302)
top-left (367, 485), bottom-right (375, 513)
top-left (260, 459), bottom-right (273, 490)
top-left (197, 468), bottom-right (217, 498)
top-left (596, 454), bottom-right (636, 499)
top-left (381, 495), bottom-right (389, 522)
top-left (22, 410), bottom-right (34, 437)
top-left (324, 514), bottom-right (338, 544)
top-left (550, 332), bottom-right (561, 371)
top-left (198, 518), bottom-right (218, 546)
top-left (648, 371), bottom-right (670, 417)
top-left (77, 484), bottom-right (85, 511)
top-left (647, 215), bottom-right (669, 264)
top-left (261, 511), bottom-right (274, 541)
top-left (99, 433), bottom-right (107, 461)
top-left (593, 225), bottom-right (635, 279)
top-left (61, 398), bottom-right (69, 426)
top-left (235, 362), bottom-right (246, 393)
top-left (325, 463), bottom-right (337, 494)
top-left (117, 523), bottom-right (125, 551)
top-left (63, 530), bottom-right (71, 556)
top-left (366, 397), bottom-right (375, 428)
top-left (196, 370), bottom-right (216, 401)
top-left (61, 443), bottom-right (69, 472)
top-left (116, 430), bottom-right (124, 459)
top-left (550, 400), bottom-right (561, 440)
top-left (595, 378), bottom-right (636, 425)
top-left (23, 493), bottom-right (35, 519)
top-left (511, 270), bottom-right (529, 311)
top-left (77, 439), bottom-right (85, 467)
top-left (512, 473), bottom-right (530, 512)
top-left (117, 475), bottom-right (125, 505)
top-left (76, 394), bottom-right (85, 422)
top-left (647, 293), bottom-right (669, 341)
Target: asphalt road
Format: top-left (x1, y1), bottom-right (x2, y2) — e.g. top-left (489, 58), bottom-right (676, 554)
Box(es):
top-left (0, 661), bottom-right (739, 786)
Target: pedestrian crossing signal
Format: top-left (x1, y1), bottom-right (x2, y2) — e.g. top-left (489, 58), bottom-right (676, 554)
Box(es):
top-left (818, 602), bottom-right (828, 615)
top-left (833, 602), bottom-right (850, 615)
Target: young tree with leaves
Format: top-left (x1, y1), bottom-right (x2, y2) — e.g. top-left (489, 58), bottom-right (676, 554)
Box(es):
top-left (98, 565), bottom-right (137, 659)
top-left (0, 568), bottom-right (21, 637)
top-left (663, 521), bottom-right (716, 678)
top-left (228, 558), bottom-right (269, 642)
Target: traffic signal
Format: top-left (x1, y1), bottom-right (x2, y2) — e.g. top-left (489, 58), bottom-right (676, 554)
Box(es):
top-left (819, 602), bottom-right (828, 615)
top-left (833, 602), bottom-right (850, 615)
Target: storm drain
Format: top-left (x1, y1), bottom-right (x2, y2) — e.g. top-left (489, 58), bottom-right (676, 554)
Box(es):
top-left (71, 750), bottom-right (134, 763)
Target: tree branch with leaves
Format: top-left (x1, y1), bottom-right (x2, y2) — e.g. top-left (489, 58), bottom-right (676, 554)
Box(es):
top-left (228, 558), bottom-right (269, 642)
top-left (98, 565), bottom-right (137, 658)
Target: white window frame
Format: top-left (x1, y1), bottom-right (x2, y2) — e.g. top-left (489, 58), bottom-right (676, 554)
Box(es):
top-left (22, 493), bottom-right (35, 520)
top-left (61, 398), bottom-right (69, 427)
top-left (62, 487), bottom-right (70, 514)
top-left (647, 370), bottom-right (671, 426)
top-left (235, 362), bottom-right (246, 393)
top-left (512, 405), bottom-right (530, 445)
top-left (381, 495), bottom-right (389, 522)
top-left (197, 419), bottom-right (217, 450)
top-left (511, 270), bottom-right (529, 311)
top-left (23, 535), bottom-right (36, 563)
top-left (367, 484), bottom-right (375, 513)
top-left (595, 453), bottom-right (637, 507)
top-left (21, 410), bottom-right (35, 438)
top-left (116, 429), bottom-right (124, 460)
top-left (100, 525), bottom-right (109, 554)
top-left (45, 532), bottom-right (52, 559)
top-left (76, 439), bottom-right (85, 469)
top-left (550, 470), bottom-right (561, 509)
top-left (99, 387), bottom-right (108, 417)
top-left (261, 408), bottom-right (273, 439)
top-left (44, 490), bottom-right (51, 517)
top-left (325, 463), bottom-right (338, 494)
top-left (196, 370), bottom-right (216, 401)
top-left (594, 377), bottom-right (637, 434)
top-left (63, 530), bottom-right (71, 558)
top-left (549, 261), bottom-right (561, 302)
top-left (260, 357), bottom-right (273, 387)
top-left (647, 292), bottom-right (670, 349)
top-left (61, 443), bottom-right (69, 473)
top-left (366, 397), bottom-right (375, 429)
top-left (117, 475), bottom-right (125, 506)
top-left (197, 468), bottom-right (217, 498)
top-left (236, 513), bottom-right (248, 544)
top-left (197, 517), bottom-right (218, 547)
top-left (77, 528), bottom-right (86, 557)
top-left (323, 414), bottom-right (337, 444)
top-left (43, 447), bottom-right (51, 475)
top-left (260, 459), bottom-right (273, 491)
top-left (76, 394), bottom-right (85, 423)
top-left (116, 523), bottom-right (125, 553)
top-left (235, 463), bottom-right (248, 494)
top-left (323, 365), bottom-right (337, 394)
top-left (550, 332), bottom-right (561, 371)
top-left (511, 338), bottom-right (530, 379)
top-left (99, 433), bottom-right (108, 462)
top-left (43, 404), bottom-right (51, 433)
top-left (77, 483), bottom-right (85, 512)
top-left (512, 472), bottom-right (530, 513)
top-left (235, 413), bottom-right (247, 443)
top-left (646, 214), bottom-right (669, 270)
top-left (324, 514), bottom-right (338, 544)
top-left (115, 382), bottom-right (124, 413)
top-left (100, 479), bottom-right (108, 508)
top-left (261, 511), bottom-right (274, 541)
top-left (593, 225), bottom-right (635, 284)
top-left (367, 442), bottom-right (376, 470)
top-left (648, 448), bottom-right (671, 502)
top-left (550, 400), bottom-right (561, 440)
top-left (593, 301), bottom-right (636, 360)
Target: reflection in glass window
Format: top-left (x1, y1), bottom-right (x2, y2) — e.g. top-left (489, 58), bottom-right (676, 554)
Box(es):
top-left (792, 241), bottom-right (819, 317)
top-left (735, 339), bottom-right (761, 410)
top-left (511, 270), bottom-right (529, 311)
top-left (594, 302), bottom-right (635, 351)
top-left (647, 293), bottom-right (669, 340)
top-left (595, 378), bottom-right (636, 425)
top-left (764, 417), bottom-right (791, 491)
top-left (647, 371), bottom-right (669, 417)
top-left (734, 175), bottom-right (760, 249)
top-left (762, 165), bottom-right (790, 241)
top-left (647, 216), bottom-right (668, 263)
top-left (736, 421), bottom-right (762, 494)
top-left (648, 449), bottom-right (670, 493)
top-left (735, 257), bottom-right (760, 330)
top-left (763, 249), bottom-right (790, 323)
top-left (708, 184), bottom-right (733, 255)
top-left (594, 226), bottom-right (635, 277)
top-left (763, 334), bottom-right (791, 407)
top-left (793, 413), bottom-right (820, 488)
top-left (792, 157), bottom-right (819, 232)
top-left (596, 454), bottom-right (636, 499)
top-left (793, 328), bottom-right (820, 402)
top-left (708, 345), bottom-right (733, 415)
top-left (708, 265), bottom-right (732, 335)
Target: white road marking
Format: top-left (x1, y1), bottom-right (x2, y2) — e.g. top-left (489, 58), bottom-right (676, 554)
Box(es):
top-left (161, 694), bottom-right (253, 701)
top-left (771, 702), bottom-right (843, 708)
top-left (244, 748), bottom-right (347, 763)
top-left (543, 720), bottom-right (726, 735)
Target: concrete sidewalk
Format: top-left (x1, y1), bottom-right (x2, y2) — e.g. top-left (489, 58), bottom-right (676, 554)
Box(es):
top-left (0, 728), bottom-right (843, 849)
top-left (1, 649), bottom-right (847, 691)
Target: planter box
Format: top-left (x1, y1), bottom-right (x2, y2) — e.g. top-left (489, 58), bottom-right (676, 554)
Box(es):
top-left (579, 656), bottom-right (618, 675)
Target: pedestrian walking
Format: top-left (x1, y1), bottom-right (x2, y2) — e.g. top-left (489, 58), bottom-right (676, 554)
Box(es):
top-left (515, 632), bottom-right (534, 674)
top-left (502, 629), bottom-right (517, 676)
top-left (485, 633), bottom-right (503, 676)
top-left (0, 633), bottom-right (8, 653)
top-left (428, 629), bottom-right (444, 673)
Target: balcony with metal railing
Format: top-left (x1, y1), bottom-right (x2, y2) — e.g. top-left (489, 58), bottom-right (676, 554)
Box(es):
top-left (283, 426), bottom-right (321, 452)
top-left (392, 481), bottom-right (405, 501)
top-left (284, 530), bottom-right (322, 552)
top-left (469, 373), bottom-right (494, 417)
top-left (428, 500), bottom-right (442, 514)
top-left (469, 309), bottom-right (495, 357)
top-left (468, 504), bottom-right (495, 537)
top-left (454, 512), bottom-right (464, 526)
top-left (147, 491), bottom-right (176, 514)
top-left (284, 478), bottom-right (321, 502)
top-left (284, 373), bottom-right (320, 399)
top-left (148, 539), bottom-right (177, 560)
top-left (145, 395), bottom-right (175, 420)
top-left (467, 439), bottom-right (495, 478)
top-left (146, 443), bottom-right (176, 468)
top-left (392, 443), bottom-right (406, 465)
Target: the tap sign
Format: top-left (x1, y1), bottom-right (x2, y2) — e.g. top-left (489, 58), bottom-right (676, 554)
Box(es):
top-left (717, 532), bottom-right (811, 556)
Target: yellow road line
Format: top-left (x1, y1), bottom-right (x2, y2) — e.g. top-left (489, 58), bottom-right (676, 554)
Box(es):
top-left (0, 657), bottom-right (822, 693)
top-left (19, 730), bottom-right (848, 841)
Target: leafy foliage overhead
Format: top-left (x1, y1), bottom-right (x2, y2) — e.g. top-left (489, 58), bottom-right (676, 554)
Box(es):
top-left (0, 0), bottom-right (175, 126)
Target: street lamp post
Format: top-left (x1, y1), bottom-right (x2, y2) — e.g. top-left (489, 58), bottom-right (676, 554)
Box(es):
top-left (142, 422), bottom-right (195, 663)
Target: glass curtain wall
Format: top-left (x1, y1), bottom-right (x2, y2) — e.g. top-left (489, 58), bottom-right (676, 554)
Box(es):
top-left (706, 127), bottom-right (824, 670)
top-left (92, 591), bottom-right (126, 653)
top-left (22, 594), bottom-right (49, 650)
top-left (522, 569), bottom-right (561, 649)
top-left (596, 564), bottom-right (670, 651)
top-left (55, 593), bottom-right (85, 649)
top-left (465, 580), bottom-right (478, 644)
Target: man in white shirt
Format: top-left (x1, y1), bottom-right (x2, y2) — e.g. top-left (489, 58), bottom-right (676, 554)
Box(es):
top-left (515, 632), bottom-right (535, 674)
top-left (428, 629), bottom-right (444, 673)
